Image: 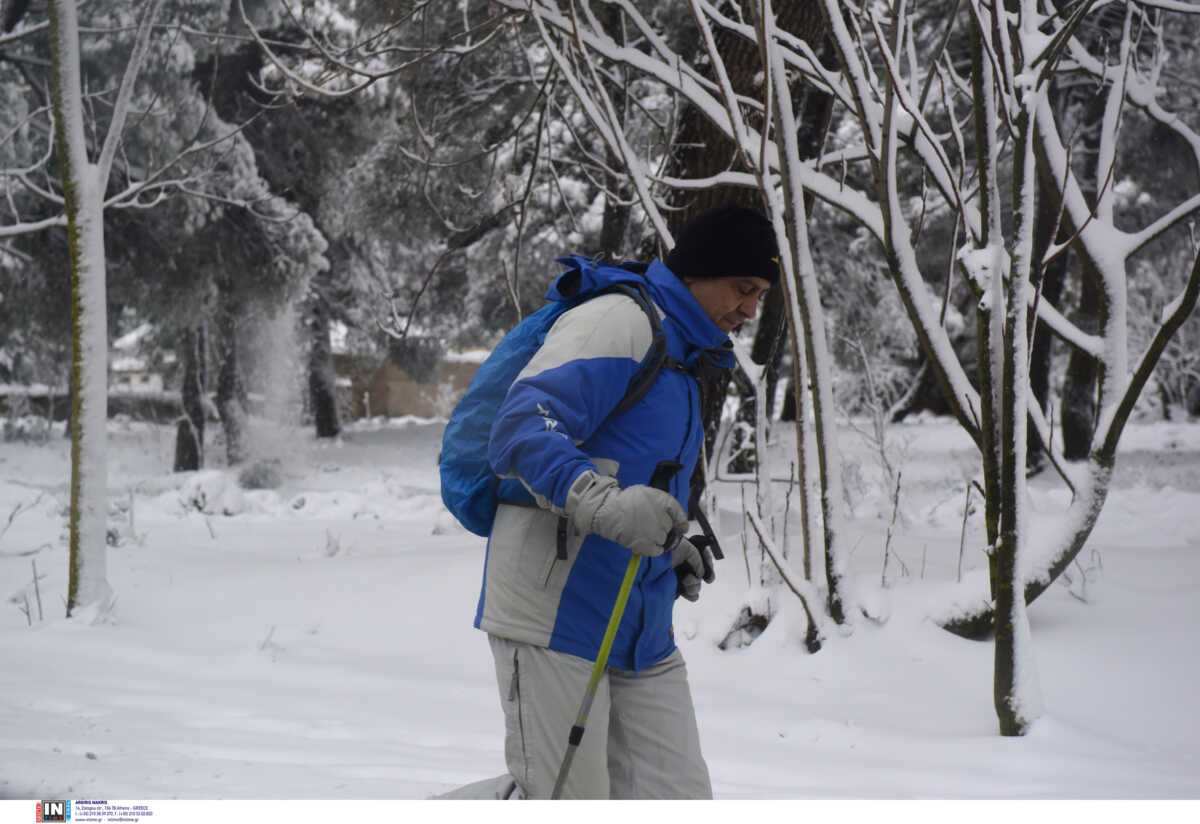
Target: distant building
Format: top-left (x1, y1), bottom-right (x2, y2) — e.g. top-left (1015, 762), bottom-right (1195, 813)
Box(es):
top-left (109, 322), bottom-right (168, 394)
top-left (110, 354), bottom-right (165, 393)
top-left (334, 347), bottom-right (489, 420)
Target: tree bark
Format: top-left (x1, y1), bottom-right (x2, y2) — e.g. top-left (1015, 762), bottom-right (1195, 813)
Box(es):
top-left (1027, 187), bottom-right (1068, 471)
top-left (1057, 53), bottom-right (1111, 461)
top-left (994, 107), bottom-right (1041, 737)
top-left (663, 3), bottom-right (776, 514)
top-left (1060, 262), bottom-right (1101, 459)
top-left (215, 276), bottom-right (248, 464)
top-left (174, 325), bottom-right (207, 471)
top-left (595, 4), bottom-right (632, 260)
top-left (50, 0), bottom-right (112, 616)
top-left (659, 0), bottom-right (836, 635)
top-left (307, 289), bottom-right (341, 439)
top-left (49, 0), bottom-right (161, 614)
top-left (663, 0), bottom-right (831, 461)
top-left (762, 13), bottom-right (847, 621)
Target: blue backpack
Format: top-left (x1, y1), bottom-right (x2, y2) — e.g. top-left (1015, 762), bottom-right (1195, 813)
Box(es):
top-left (439, 257), bottom-right (669, 536)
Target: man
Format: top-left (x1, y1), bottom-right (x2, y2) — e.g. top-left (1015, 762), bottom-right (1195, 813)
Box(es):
top-left (477, 202), bottom-right (777, 799)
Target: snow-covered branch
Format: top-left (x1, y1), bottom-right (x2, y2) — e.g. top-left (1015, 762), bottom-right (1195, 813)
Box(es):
top-left (485, 0), bottom-right (1200, 688)
top-left (0, 17), bottom-right (48, 47)
top-left (691, 0), bottom-right (848, 105)
top-left (1120, 193), bottom-right (1200, 259)
top-left (528, 7), bottom-right (671, 244)
top-left (0, 213), bottom-right (68, 238)
top-left (1097, 248), bottom-right (1200, 456)
top-left (747, 510), bottom-right (823, 652)
top-left (686, 0), bottom-right (764, 184)
top-left (1129, 0), bottom-right (1200, 12)
top-left (234, 0), bottom-right (509, 100)
top-left (96, 0), bottom-right (164, 182)
top-left (649, 170), bottom-right (761, 191)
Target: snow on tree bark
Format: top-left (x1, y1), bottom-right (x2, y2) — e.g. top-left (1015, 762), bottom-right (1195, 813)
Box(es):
top-left (995, 54), bottom-right (1045, 734)
top-left (49, 0), bottom-right (111, 616)
top-left (756, 0), bottom-right (851, 623)
top-left (63, 183), bottom-right (112, 616)
top-left (174, 326), bottom-right (206, 472)
top-left (50, 0), bottom-right (167, 615)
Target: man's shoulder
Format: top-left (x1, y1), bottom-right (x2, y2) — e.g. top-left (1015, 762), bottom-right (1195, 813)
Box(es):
top-left (563, 289), bottom-right (659, 320)
top-left (552, 290), bottom-right (660, 347)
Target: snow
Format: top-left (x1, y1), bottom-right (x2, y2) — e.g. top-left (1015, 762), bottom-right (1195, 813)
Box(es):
top-left (68, 166), bottom-right (113, 617)
top-left (1, 416), bottom-right (1198, 805)
top-left (442, 349), bottom-right (492, 364)
top-left (112, 323), bottom-right (154, 353)
top-left (110, 356), bottom-right (147, 374)
top-left (329, 321), bottom-right (348, 356)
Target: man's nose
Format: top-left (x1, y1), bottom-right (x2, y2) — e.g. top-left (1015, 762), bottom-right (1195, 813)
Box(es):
top-left (739, 296), bottom-right (759, 318)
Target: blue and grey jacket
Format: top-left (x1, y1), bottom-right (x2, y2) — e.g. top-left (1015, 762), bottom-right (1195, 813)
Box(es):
top-left (474, 256), bottom-right (734, 671)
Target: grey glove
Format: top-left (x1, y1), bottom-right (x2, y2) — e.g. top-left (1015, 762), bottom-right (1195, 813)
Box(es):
top-left (566, 470), bottom-right (689, 557)
top-left (673, 536), bottom-right (716, 602)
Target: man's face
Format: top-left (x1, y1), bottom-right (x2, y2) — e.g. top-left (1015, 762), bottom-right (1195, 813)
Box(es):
top-left (684, 276), bottom-right (772, 333)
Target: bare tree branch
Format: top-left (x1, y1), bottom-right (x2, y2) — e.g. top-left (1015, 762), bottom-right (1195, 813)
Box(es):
top-left (96, 0), bottom-right (165, 181)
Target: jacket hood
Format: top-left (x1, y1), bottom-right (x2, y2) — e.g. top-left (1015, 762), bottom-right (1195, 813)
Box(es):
top-left (546, 254), bottom-right (647, 301)
top-left (549, 255), bottom-right (735, 369)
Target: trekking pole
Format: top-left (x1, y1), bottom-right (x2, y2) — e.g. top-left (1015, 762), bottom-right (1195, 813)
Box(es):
top-left (550, 461), bottom-right (682, 799)
top-left (549, 552), bottom-right (640, 799)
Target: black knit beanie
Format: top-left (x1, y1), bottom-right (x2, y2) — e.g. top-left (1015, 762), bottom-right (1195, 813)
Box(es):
top-left (665, 203), bottom-right (780, 285)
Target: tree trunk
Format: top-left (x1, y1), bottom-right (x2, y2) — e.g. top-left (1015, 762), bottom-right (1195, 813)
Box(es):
top-left (779, 375), bottom-right (796, 421)
top-left (50, 0), bottom-right (161, 614)
top-left (174, 325), bottom-right (206, 471)
top-left (215, 277), bottom-right (248, 464)
top-left (51, 0), bottom-right (112, 617)
top-left (1057, 73), bottom-right (1109, 461)
top-left (727, 273), bottom-right (791, 476)
top-left (946, 247), bottom-right (1200, 639)
top-left (666, 0), bottom-right (831, 461)
top-left (759, 4), bottom-right (848, 622)
top-left (994, 110), bottom-right (1041, 736)
top-left (1027, 188), bottom-right (1068, 471)
top-left (1060, 263), bottom-right (1101, 460)
top-left (307, 293), bottom-right (340, 439)
top-left (888, 357), bottom-right (955, 421)
top-left (598, 188), bottom-right (631, 259)
top-left (595, 5), bottom-right (632, 260)
top-left (663, 0), bottom-right (835, 640)
top-left (661, 3), bottom-right (777, 463)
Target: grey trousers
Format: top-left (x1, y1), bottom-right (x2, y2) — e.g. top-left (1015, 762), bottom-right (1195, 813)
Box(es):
top-left (488, 635), bottom-right (712, 800)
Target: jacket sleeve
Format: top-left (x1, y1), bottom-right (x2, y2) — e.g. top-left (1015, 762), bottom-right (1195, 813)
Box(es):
top-left (488, 294), bottom-right (654, 512)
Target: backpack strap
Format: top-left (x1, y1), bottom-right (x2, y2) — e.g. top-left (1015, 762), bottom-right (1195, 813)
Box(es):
top-left (550, 281), bottom-right (689, 562)
top-left (607, 282), bottom-right (691, 417)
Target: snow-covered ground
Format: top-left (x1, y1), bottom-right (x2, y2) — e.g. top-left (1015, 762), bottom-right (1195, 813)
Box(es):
top-left (1, 414), bottom-right (1198, 802)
